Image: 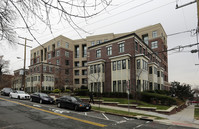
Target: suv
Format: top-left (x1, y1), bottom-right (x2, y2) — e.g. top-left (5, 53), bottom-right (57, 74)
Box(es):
top-left (1, 88), bottom-right (13, 96)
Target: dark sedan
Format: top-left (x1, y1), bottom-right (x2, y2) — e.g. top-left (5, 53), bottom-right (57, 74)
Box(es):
top-left (1, 88), bottom-right (13, 96)
top-left (56, 96), bottom-right (91, 111)
top-left (30, 92), bottom-right (54, 104)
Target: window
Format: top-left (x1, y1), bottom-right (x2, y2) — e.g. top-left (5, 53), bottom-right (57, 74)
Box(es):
top-left (142, 34), bottom-right (148, 45)
top-left (56, 50), bottom-right (60, 57)
top-left (91, 41), bottom-right (95, 46)
top-left (139, 45), bottom-right (142, 54)
top-left (65, 51), bottom-right (69, 57)
top-left (113, 81), bottom-right (116, 92)
top-left (75, 46), bottom-right (79, 58)
top-left (75, 70), bottom-right (79, 76)
top-left (117, 61), bottom-right (121, 70)
top-left (48, 53), bottom-right (51, 59)
top-left (96, 40), bottom-right (102, 44)
top-left (48, 61), bottom-right (51, 64)
top-left (97, 64), bottom-right (101, 73)
top-left (94, 65), bottom-right (97, 73)
top-left (135, 41), bottom-right (138, 51)
top-left (49, 67), bottom-right (52, 72)
top-left (82, 61), bottom-right (87, 67)
top-left (37, 51), bottom-right (39, 56)
top-left (96, 49), bottom-right (101, 58)
top-left (107, 46), bottom-right (112, 56)
top-left (31, 60), bottom-right (33, 65)
top-left (122, 60), bottom-right (126, 69)
top-left (152, 31), bottom-right (157, 38)
top-left (75, 61), bottom-right (79, 67)
top-left (37, 67), bottom-right (40, 72)
top-left (137, 59), bottom-right (140, 69)
top-left (104, 39), bottom-right (108, 42)
top-left (143, 48), bottom-right (145, 55)
top-left (57, 41), bottom-right (60, 47)
top-left (157, 71), bottom-right (160, 77)
top-left (154, 67), bottom-right (157, 75)
top-left (119, 43), bottom-right (124, 53)
top-left (48, 45), bottom-right (50, 51)
top-left (43, 66), bottom-right (46, 72)
top-left (82, 45), bottom-right (87, 57)
top-left (151, 41), bottom-right (158, 49)
top-left (82, 69), bottom-right (87, 75)
top-left (65, 69), bottom-right (69, 75)
top-left (122, 80), bottom-right (126, 93)
top-left (75, 79), bottom-right (79, 84)
top-left (82, 78), bottom-right (87, 84)
top-left (90, 66), bottom-right (93, 74)
top-left (37, 58), bottom-right (39, 63)
top-left (149, 66), bottom-right (152, 74)
top-left (65, 60), bottom-right (69, 65)
top-left (56, 59), bottom-right (60, 65)
top-left (66, 42), bottom-right (69, 48)
top-left (113, 61), bottom-right (116, 71)
top-left (118, 80), bottom-right (121, 92)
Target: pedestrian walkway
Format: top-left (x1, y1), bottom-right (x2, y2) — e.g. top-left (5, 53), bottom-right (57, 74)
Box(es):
top-left (168, 105), bottom-right (195, 122)
top-left (91, 104), bottom-right (199, 127)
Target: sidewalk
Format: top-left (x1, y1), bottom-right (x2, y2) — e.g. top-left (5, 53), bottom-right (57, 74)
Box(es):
top-left (91, 104), bottom-right (199, 128)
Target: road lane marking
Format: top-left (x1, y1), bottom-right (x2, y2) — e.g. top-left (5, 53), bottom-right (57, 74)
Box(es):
top-left (0, 97), bottom-right (107, 127)
top-left (102, 113), bottom-right (109, 120)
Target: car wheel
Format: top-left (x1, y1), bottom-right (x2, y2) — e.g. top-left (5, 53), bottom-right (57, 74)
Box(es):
top-left (30, 98), bottom-right (33, 102)
top-left (40, 99), bottom-right (43, 104)
top-left (10, 95), bottom-right (12, 99)
top-left (74, 105), bottom-right (78, 111)
top-left (57, 103), bottom-right (62, 108)
top-left (18, 96), bottom-right (21, 99)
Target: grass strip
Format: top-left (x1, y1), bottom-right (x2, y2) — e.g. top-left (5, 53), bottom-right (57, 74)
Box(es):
top-left (195, 106), bottom-right (199, 120)
top-left (92, 106), bottom-right (165, 120)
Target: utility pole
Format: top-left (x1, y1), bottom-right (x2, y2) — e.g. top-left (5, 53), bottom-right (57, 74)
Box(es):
top-left (176, 0), bottom-right (199, 58)
top-left (18, 36), bottom-right (33, 92)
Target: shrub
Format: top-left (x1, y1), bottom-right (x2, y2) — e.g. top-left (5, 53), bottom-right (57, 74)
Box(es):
top-left (41, 90), bottom-right (51, 94)
top-left (140, 92), bottom-right (177, 106)
top-left (74, 89), bottom-right (89, 96)
top-left (65, 89), bottom-right (71, 93)
top-left (52, 89), bottom-right (61, 93)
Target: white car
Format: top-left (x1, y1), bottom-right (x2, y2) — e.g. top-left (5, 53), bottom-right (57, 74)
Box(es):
top-left (10, 90), bottom-right (30, 99)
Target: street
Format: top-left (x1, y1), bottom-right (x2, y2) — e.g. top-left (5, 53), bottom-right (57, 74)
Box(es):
top-left (0, 96), bottom-right (197, 129)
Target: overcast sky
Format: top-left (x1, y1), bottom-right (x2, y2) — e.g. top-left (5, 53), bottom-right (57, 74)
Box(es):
top-left (0, 0), bottom-right (198, 88)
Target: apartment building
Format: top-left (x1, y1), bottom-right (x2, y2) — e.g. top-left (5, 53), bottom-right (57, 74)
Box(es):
top-left (87, 32), bottom-right (165, 93)
top-left (13, 23), bottom-right (169, 92)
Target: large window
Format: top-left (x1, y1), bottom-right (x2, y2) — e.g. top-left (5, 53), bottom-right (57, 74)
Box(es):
top-left (151, 41), bottom-right (158, 49)
top-left (117, 61), bottom-right (121, 70)
top-left (56, 59), bottom-right (60, 65)
top-left (75, 79), bottom-right (79, 84)
top-left (91, 41), bottom-right (95, 46)
top-left (75, 61), bottom-right (79, 67)
top-left (90, 66), bottom-right (93, 74)
top-left (56, 50), bottom-right (60, 57)
top-left (142, 34), bottom-right (148, 45)
top-left (96, 49), bottom-right (101, 58)
top-left (65, 60), bottom-right (69, 65)
top-left (149, 66), bottom-right (152, 74)
top-left (75, 70), bottom-right (79, 76)
top-left (137, 59), bottom-right (140, 69)
top-left (122, 60), bottom-right (126, 69)
top-left (113, 81), bottom-right (116, 92)
top-left (122, 80), bottom-right (126, 93)
top-left (82, 45), bottom-right (87, 57)
top-left (65, 51), bottom-right (69, 57)
top-left (113, 61), bottom-right (116, 71)
top-left (82, 69), bottom-right (87, 75)
top-left (135, 41), bottom-right (138, 51)
top-left (82, 61), bottom-right (87, 67)
top-left (48, 53), bottom-right (51, 59)
top-left (107, 46), bottom-right (112, 56)
top-left (75, 45), bottom-right (79, 58)
top-left (57, 41), bottom-right (60, 47)
top-left (118, 80), bottom-right (121, 92)
top-left (119, 43), bottom-right (124, 53)
top-left (66, 42), bottom-right (69, 48)
top-left (139, 45), bottom-right (142, 54)
top-left (152, 31), bottom-right (157, 38)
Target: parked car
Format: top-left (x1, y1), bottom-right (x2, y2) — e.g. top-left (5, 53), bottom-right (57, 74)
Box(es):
top-left (9, 90), bottom-right (30, 99)
top-left (1, 88), bottom-right (13, 96)
top-left (30, 92), bottom-right (54, 104)
top-left (56, 96), bottom-right (91, 111)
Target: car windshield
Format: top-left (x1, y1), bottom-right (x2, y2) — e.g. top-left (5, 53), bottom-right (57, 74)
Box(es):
top-left (4, 88), bottom-right (12, 92)
top-left (17, 91), bottom-right (25, 94)
top-left (70, 97), bottom-right (82, 102)
top-left (40, 93), bottom-right (49, 97)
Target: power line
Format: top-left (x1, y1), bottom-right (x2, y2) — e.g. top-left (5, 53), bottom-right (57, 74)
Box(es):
top-left (167, 29), bottom-right (195, 36)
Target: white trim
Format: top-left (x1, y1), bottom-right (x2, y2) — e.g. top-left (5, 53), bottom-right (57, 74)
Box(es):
top-left (109, 54), bottom-right (131, 60)
top-left (87, 59), bottom-right (105, 64)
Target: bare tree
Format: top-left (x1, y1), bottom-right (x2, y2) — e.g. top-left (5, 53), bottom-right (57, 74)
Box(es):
top-left (0, 0), bottom-right (112, 44)
top-left (0, 55), bottom-right (9, 81)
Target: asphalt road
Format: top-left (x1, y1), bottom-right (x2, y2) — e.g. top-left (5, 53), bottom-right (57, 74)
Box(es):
top-left (0, 95), bottom-right (197, 129)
